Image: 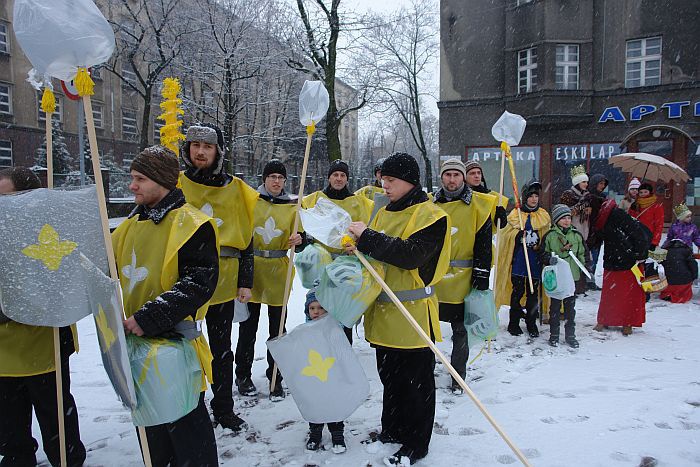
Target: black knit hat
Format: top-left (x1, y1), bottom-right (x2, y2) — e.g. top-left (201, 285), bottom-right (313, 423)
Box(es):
top-left (522, 180), bottom-right (542, 199)
top-left (328, 159), bottom-right (349, 178)
top-left (639, 182), bottom-right (654, 193)
top-left (381, 152), bottom-right (421, 186)
top-left (263, 159), bottom-right (287, 179)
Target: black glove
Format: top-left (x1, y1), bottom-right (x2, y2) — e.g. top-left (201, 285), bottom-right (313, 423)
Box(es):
top-left (472, 267), bottom-right (490, 291)
top-left (495, 206), bottom-right (507, 227)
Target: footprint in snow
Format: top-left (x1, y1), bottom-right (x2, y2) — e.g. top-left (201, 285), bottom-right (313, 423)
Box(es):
top-left (93, 415), bottom-right (109, 423)
top-left (495, 454), bottom-right (516, 464)
top-left (275, 420), bottom-right (297, 430)
top-left (654, 421), bottom-right (672, 429)
top-left (679, 421), bottom-right (700, 430)
top-left (458, 427), bottom-right (485, 436)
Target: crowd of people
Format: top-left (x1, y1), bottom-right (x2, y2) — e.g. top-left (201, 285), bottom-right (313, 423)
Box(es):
top-left (1, 126), bottom-right (697, 466)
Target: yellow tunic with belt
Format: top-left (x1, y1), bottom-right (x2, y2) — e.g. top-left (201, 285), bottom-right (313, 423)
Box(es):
top-left (250, 197), bottom-right (297, 306)
top-left (434, 191), bottom-right (497, 304)
top-left (363, 201), bottom-right (451, 349)
top-left (111, 204), bottom-right (218, 389)
top-left (0, 323), bottom-right (77, 377)
top-left (355, 185), bottom-right (384, 201)
top-left (302, 191), bottom-right (373, 256)
top-left (178, 174), bottom-right (258, 304)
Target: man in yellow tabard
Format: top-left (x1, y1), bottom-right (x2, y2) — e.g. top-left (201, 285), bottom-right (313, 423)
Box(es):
top-left (464, 159), bottom-right (508, 231)
top-left (0, 167), bottom-right (86, 467)
top-left (355, 157), bottom-right (385, 201)
top-left (235, 159), bottom-right (302, 401)
top-left (345, 153), bottom-right (450, 466)
top-left (432, 159), bottom-right (496, 395)
top-left (177, 124), bottom-right (258, 429)
top-left (112, 146), bottom-right (219, 465)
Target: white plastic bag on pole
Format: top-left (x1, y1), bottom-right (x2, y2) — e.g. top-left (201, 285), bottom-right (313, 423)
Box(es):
top-left (594, 243), bottom-right (605, 289)
top-left (491, 111), bottom-right (526, 146)
top-left (299, 81), bottom-right (330, 127)
top-left (12, 0), bottom-right (115, 86)
top-left (299, 197), bottom-right (352, 250)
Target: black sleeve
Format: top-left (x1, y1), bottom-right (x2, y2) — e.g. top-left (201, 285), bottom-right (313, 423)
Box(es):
top-left (687, 251), bottom-right (698, 281)
top-left (295, 231), bottom-right (312, 253)
top-left (134, 222), bottom-right (219, 337)
top-left (237, 237), bottom-right (254, 289)
top-left (495, 206), bottom-right (508, 229)
top-left (472, 216), bottom-right (492, 290)
top-left (357, 217), bottom-right (447, 272)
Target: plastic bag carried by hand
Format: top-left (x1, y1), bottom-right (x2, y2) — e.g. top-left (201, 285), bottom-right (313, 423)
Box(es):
top-left (233, 299), bottom-right (249, 323)
top-left (299, 197), bottom-right (352, 250)
top-left (299, 81), bottom-right (330, 127)
top-left (491, 111), bottom-right (526, 146)
top-left (464, 289), bottom-right (498, 346)
top-left (13, 0), bottom-right (115, 85)
top-left (317, 256), bottom-right (384, 328)
top-left (294, 244), bottom-right (333, 288)
top-left (594, 243), bottom-right (605, 289)
top-left (127, 335), bottom-right (201, 427)
top-left (542, 254), bottom-right (575, 300)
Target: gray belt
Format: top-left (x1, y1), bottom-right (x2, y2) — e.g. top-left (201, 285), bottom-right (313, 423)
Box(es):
top-left (254, 249), bottom-right (288, 259)
top-left (174, 320), bottom-right (203, 340)
top-left (220, 246), bottom-right (241, 258)
top-left (377, 286), bottom-right (434, 303)
top-left (449, 259), bottom-right (473, 268)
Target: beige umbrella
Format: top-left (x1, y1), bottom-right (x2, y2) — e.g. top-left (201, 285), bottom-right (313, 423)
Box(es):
top-left (608, 152), bottom-right (689, 183)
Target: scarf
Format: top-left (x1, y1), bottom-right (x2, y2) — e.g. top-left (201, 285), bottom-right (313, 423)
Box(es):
top-left (635, 194), bottom-right (658, 210)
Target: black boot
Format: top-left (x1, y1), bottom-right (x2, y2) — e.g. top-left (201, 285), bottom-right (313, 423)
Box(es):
top-left (235, 376), bottom-right (257, 397)
top-left (330, 427), bottom-right (346, 454)
top-left (214, 412), bottom-right (248, 433)
top-left (306, 424), bottom-right (323, 451)
top-left (508, 308), bottom-right (524, 336)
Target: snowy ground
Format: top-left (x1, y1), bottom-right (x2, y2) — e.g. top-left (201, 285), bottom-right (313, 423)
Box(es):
top-left (25, 277), bottom-right (700, 466)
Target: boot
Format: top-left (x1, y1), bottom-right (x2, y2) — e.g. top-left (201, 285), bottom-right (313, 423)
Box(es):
top-left (306, 424), bottom-right (323, 451)
top-left (508, 308), bottom-right (524, 336)
top-left (622, 326), bottom-right (633, 336)
top-left (269, 379), bottom-right (285, 402)
top-left (330, 429), bottom-right (346, 454)
top-left (565, 337), bottom-right (579, 348)
top-left (235, 376), bottom-right (258, 396)
top-left (593, 323), bottom-right (605, 332)
top-left (214, 412), bottom-right (248, 433)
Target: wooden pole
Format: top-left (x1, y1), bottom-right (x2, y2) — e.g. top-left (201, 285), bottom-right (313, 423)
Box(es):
top-left (492, 149), bottom-right (507, 284)
top-left (351, 249), bottom-right (532, 467)
top-left (82, 94), bottom-right (152, 467)
top-left (269, 125), bottom-right (314, 393)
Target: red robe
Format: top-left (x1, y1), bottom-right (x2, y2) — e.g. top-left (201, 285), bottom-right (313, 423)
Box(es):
top-left (598, 269), bottom-right (646, 327)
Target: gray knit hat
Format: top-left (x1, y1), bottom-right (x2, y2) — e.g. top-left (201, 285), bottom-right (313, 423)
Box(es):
top-left (551, 204), bottom-right (572, 225)
top-left (440, 158), bottom-right (466, 178)
top-left (464, 160), bottom-right (482, 175)
top-left (131, 145), bottom-right (180, 191)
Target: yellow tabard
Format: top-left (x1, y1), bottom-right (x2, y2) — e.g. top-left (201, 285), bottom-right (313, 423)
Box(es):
top-left (434, 191), bottom-right (497, 304)
top-left (111, 204), bottom-right (218, 389)
top-left (178, 174), bottom-right (259, 304)
top-left (355, 185), bottom-right (384, 201)
top-left (0, 323), bottom-right (77, 377)
top-left (302, 191), bottom-right (373, 255)
top-left (250, 197), bottom-right (297, 306)
top-left (363, 201), bottom-right (451, 349)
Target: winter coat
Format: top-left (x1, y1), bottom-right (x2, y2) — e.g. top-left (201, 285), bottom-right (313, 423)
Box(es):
top-left (588, 174), bottom-right (608, 198)
top-left (629, 198), bottom-right (665, 247)
top-left (661, 240), bottom-right (698, 285)
top-left (591, 199), bottom-right (651, 271)
top-left (542, 224), bottom-right (586, 281)
top-left (662, 220), bottom-right (700, 249)
top-left (560, 186), bottom-right (591, 240)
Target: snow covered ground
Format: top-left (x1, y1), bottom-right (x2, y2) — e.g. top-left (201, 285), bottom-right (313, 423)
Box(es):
top-left (27, 277), bottom-right (700, 466)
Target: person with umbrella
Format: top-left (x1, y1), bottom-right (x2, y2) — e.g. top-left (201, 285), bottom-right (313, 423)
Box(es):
top-left (628, 182), bottom-right (664, 250)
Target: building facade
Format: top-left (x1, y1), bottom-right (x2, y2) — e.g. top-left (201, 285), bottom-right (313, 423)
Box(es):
top-left (439, 0), bottom-right (699, 220)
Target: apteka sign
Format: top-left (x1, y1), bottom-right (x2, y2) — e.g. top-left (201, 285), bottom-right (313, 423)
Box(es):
top-left (598, 100), bottom-right (700, 123)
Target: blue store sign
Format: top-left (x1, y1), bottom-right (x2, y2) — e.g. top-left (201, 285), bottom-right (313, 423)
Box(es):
top-left (598, 100), bottom-right (700, 123)
top-left (553, 143), bottom-right (621, 161)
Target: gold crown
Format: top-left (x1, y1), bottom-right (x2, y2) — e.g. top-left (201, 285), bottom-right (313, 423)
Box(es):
top-left (673, 203), bottom-right (691, 218)
top-left (570, 165), bottom-right (586, 178)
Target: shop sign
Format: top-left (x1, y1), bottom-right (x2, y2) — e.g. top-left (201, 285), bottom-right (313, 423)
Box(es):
top-left (467, 146), bottom-right (540, 162)
top-left (553, 143), bottom-right (621, 161)
top-left (598, 100), bottom-right (700, 123)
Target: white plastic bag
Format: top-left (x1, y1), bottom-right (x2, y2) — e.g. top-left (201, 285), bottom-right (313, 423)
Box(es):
top-left (299, 197), bottom-right (352, 250)
top-left (233, 299), bottom-right (249, 323)
top-left (542, 254), bottom-right (575, 300)
top-left (294, 244), bottom-right (333, 288)
top-left (463, 289), bottom-right (498, 347)
top-left (491, 111), bottom-right (526, 146)
top-left (13, 0), bottom-right (115, 85)
top-left (594, 243), bottom-right (605, 289)
top-left (299, 81), bottom-right (330, 127)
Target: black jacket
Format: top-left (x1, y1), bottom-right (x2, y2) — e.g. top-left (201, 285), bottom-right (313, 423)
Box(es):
top-left (661, 240), bottom-right (698, 285)
top-left (129, 189), bottom-right (220, 337)
top-left (596, 207), bottom-right (651, 271)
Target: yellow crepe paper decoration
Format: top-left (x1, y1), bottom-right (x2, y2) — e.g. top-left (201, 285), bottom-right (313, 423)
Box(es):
top-left (75, 67), bottom-right (94, 96)
top-left (22, 224), bottom-right (77, 271)
top-left (41, 87), bottom-right (56, 114)
top-left (95, 304), bottom-right (116, 352)
top-left (158, 77), bottom-right (185, 154)
top-left (301, 349), bottom-right (335, 382)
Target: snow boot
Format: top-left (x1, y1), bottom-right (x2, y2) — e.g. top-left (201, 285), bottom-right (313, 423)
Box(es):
top-left (507, 308), bottom-right (524, 336)
top-left (566, 337), bottom-right (579, 348)
top-left (548, 338), bottom-right (558, 347)
top-left (593, 323), bottom-right (605, 332)
top-left (622, 326), bottom-right (633, 336)
top-left (236, 376), bottom-right (257, 396)
top-left (362, 431), bottom-right (400, 445)
top-left (214, 412), bottom-right (248, 433)
top-left (331, 430), bottom-right (346, 454)
top-left (269, 380), bottom-right (285, 402)
top-left (306, 425), bottom-right (323, 451)
top-left (383, 446), bottom-right (425, 466)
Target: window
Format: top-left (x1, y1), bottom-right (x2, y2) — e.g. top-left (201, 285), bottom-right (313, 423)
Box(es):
top-left (91, 103), bottom-right (104, 129)
top-left (122, 109), bottom-right (137, 139)
top-left (0, 83), bottom-right (11, 115)
top-left (38, 93), bottom-right (62, 122)
top-left (517, 47), bottom-right (537, 93)
top-left (122, 153), bottom-right (135, 169)
top-left (0, 140), bottom-right (11, 168)
top-left (0, 22), bottom-right (8, 54)
top-left (626, 36), bottom-right (662, 88)
top-left (153, 119), bottom-right (163, 143)
top-left (91, 66), bottom-right (102, 80)
top-left (515, 0), bottom-right (533, 5)
top-left (556, 44), bottom-right (579, 90)
top-left (121, 62), bottom-right (138, 87)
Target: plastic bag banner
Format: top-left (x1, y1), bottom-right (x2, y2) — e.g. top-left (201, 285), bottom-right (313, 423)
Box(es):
top-left (127, 335), bottom-right (201, 427)
top-left (233, 299), bottom-right (250, 323)
top-left (294, 244), bottom-right (333, 289)
top-left (267, 314), bottom-right (369, 423)
top-left (464, 289), bottom-right (498, 346)
top-left (317, 255), bottom-right (384, 327)
top-left (491, 111), bottom-right (526, 146)
top-left (81, 255), bottom-right (137, 410)
top-left (299, 197), bottom-right (352, 250)
top-left (542, 254), bottom-right (575, 300)
top-left (299, 81), bottom-right (330, 127)
top-left (0, 187), bottom-right (109, 326)
top-left (594, 243), bottom-right (605, 289)
top-left (13, 0), bottom-right (115, 85)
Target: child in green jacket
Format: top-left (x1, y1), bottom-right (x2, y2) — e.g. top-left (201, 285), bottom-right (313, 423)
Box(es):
top-left (542, 204), bottom-right (586, 348)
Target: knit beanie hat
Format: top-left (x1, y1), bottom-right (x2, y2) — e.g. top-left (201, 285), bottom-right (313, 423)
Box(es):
top-left (181, 124), bottom-right (225, 174)
top-left (464, 160), bottom-right (482, 175)
top-left (522, 180), bottom-right (542, 199)
top-left (570, 165), bottom-right (589, 187)
top-left (263, 159), bottom-right (287, 179)
top-left (551, 204), bottom-right (572, 225)
top-left (304, 287), bottom-right (320, 320)
top-left (639, 182), bottom-right (654, 193)
top-left (328, 159), bottom-right (349, 178)
top-left (628, 177), bottom-right (641, 191)
top-left (381, 152), bottom-right (421, 186)
top-left (130, 145), bottom-right (180, 191)
top-left (440, 158), bottom-right (466, 178)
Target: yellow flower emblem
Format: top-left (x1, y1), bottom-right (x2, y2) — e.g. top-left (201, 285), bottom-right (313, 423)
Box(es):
top-left (301, 349), bottom-right (335, 382)
top-left (95, 304), bottom-right (116, 352)
top-left (22, 224), bottom-right (77, 271)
